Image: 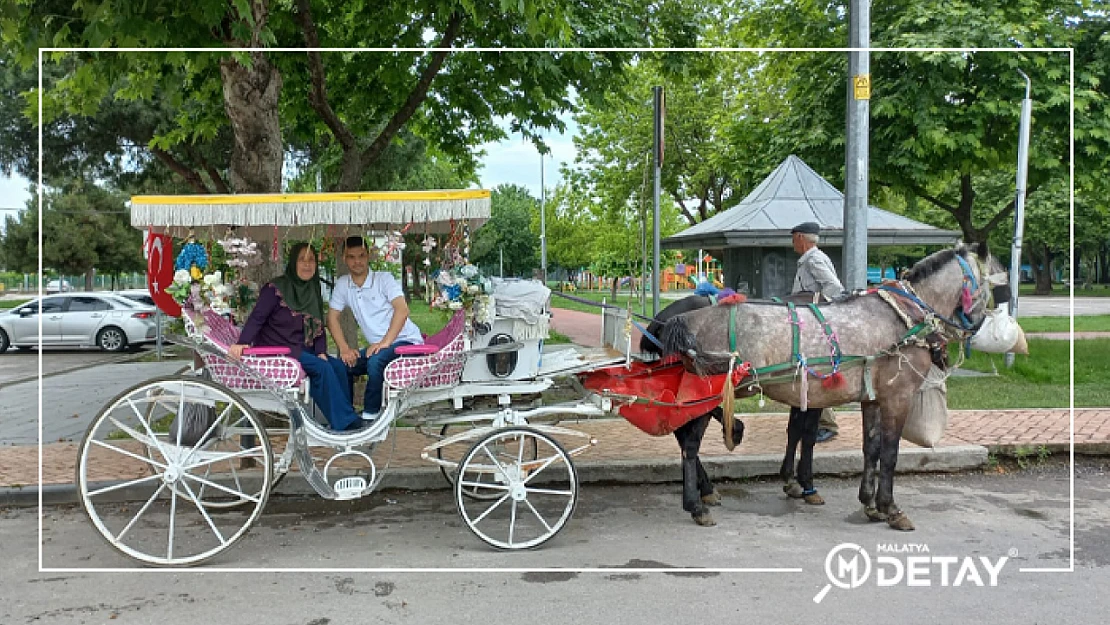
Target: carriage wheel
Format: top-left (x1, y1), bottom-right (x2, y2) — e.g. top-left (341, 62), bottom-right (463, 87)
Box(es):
top-left (437, 423), bottom-right (539, 501)
top-left (455, 427), bottom-right (578, 550)
top-left (137, 393), bottom-right (287, 510)
top-left (77, 376), bottom-right (273, 566)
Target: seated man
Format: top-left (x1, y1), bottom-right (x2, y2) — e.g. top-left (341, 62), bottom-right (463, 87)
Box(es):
top-left (327, 236), bottom-right (424, 422)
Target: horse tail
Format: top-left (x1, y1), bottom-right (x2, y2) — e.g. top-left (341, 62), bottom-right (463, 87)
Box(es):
top-left (660, 313), bottom-right (698, 359)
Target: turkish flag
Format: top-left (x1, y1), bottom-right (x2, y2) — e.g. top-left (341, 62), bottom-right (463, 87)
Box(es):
top-left (145, 231), bottom-right (181, 317)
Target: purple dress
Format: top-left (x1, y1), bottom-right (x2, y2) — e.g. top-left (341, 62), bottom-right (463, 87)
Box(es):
top-left (238, 283), bottom-right (326, 359)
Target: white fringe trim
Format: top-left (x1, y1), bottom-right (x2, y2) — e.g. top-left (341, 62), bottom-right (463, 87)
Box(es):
top-left (132, 197), bottom-right (490, 237)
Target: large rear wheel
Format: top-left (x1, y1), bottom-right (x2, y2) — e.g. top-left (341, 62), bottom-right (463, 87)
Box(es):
top-left (76, 376), bottom-right (273, 566)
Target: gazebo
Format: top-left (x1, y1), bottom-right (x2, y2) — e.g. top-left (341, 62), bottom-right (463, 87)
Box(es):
top-left (662, 155), bottom-right (959, 298)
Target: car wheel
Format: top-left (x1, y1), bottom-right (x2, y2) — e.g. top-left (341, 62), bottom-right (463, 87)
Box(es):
top-left (0, 329), bottom-right (9, 354)
top-left (96, 326), bottom-right (128, 352)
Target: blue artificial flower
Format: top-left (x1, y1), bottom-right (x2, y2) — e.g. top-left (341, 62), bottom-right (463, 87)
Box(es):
top-left (175, 242), bottom-right (209, 271)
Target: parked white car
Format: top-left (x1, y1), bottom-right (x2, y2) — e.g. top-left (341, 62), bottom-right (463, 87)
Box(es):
top-left (113, 289), bottom-right (156, 308)
top-left (0, 293), bottom-right (158, 353)
top-left (46, 279), bottom-right (73, 294)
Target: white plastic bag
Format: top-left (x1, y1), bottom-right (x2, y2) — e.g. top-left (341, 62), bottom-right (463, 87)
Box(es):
top-left (969, 303), bottom-right (1022, 353)
top-left (903, 364), bottom-right (948, 448)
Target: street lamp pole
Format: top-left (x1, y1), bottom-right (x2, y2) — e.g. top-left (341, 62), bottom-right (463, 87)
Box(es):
top-left (540, 152), bottom-right (547, 284)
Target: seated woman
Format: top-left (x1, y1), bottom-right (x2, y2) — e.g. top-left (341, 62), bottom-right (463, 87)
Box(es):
top-left (229, 242), bottom-right (361, 432)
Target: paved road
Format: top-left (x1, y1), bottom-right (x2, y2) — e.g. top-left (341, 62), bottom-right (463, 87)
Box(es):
top-left (3, 460), bottom-right (1106, 623)
top-left (0, 346), bottom-right (166, 387)
top-left (0, 360), bottom-right (189, 445)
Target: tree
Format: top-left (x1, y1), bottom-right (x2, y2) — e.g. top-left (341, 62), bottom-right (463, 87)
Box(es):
top-left (0, 182), bottom-right (142, 289)
top-left (7, 0), bottom-right (700, 194)
top-left (470, 184), bottom-right (540, 278)
top-left (727, 0), bottom-right (1106, 247)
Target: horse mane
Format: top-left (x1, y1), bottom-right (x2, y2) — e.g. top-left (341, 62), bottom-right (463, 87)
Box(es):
top-left (903, 244), bottom-right (971, 284)
top-left (660, 313), bottom-right (698, 358)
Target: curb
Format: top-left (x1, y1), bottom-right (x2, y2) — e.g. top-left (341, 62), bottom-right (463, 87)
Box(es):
top-left (0, 444), bottom-right (988, 508)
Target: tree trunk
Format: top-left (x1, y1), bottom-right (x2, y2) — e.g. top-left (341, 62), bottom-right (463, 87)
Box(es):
top-left (220, 53), bottom-right (283, 194)
top-left (1029, 244), bottom-right (1054, 295)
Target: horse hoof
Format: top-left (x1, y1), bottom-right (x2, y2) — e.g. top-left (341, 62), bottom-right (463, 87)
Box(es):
top-left (804, 492), bottom-right (825, 506)
top-left (701, 491), bottom-right (722, 506)
top-left (693, 511), bottom-right (717, 527)
top-left (887, 511), bottom-right (916, 531)
top-left (784, 482), bottom-right (805, 499)
top-left (864, 507), bottom-right (887, 522)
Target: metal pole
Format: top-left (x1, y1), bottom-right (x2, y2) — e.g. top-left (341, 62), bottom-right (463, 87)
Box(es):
top-left (500, 246), bottom-right (504, 278)
top-left (155, 309), bottom-right (164, 360)
top-left (652, 86), bottom-right (664, 317)
top-left (843, 0), bottom-right (871, 291)
top-left (1006, 71), bottom-right (1033, 368)
top-left (540, 152), bottom-right (547, 284)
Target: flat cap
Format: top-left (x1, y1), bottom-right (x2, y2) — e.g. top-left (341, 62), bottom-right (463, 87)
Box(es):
top-left (791, 221), bottom-right (821, 235)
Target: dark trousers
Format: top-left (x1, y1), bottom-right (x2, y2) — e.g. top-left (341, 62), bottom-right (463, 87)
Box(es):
top-left (348, 341), bottom-right (413, 413)
top-left (298, 351), bottom-right (359, 431)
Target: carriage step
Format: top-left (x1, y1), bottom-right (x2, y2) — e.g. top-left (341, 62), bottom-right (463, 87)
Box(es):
top-left (332, 476), bottom-right (368, 500)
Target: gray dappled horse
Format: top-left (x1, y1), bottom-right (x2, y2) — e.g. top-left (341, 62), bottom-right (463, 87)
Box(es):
top-left (660, 243), bottom-right (1006, 531)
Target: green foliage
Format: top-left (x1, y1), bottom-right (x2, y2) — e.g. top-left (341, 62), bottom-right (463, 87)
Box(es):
top-left (470, 184), bottom-right (540, 277)
top-left (0, 182), bottom-right (143, 282)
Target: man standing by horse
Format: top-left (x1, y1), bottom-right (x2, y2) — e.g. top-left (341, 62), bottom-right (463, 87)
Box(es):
top-left (790, 221), bottom-right (846, 443)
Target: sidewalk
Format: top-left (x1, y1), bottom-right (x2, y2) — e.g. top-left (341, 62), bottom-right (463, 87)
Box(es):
top-left (0, 308), bottom-right (1105, 506)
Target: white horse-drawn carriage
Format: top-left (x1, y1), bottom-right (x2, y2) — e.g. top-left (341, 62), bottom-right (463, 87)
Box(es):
top-left (76, 190), bottom-right (633, 566)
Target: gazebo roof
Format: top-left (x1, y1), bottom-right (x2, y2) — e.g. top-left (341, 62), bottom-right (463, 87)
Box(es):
top-left (662, 155), bottom-right (959, 249)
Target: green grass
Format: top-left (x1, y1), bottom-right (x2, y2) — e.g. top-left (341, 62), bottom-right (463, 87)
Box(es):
top-left (0, 299), bottom-right (29, 309)
top-left (1018, 284), bottom-right (1110, 297)
top-left (945, 338), bottom-right (1110, 408)
top-left (1017, 315), bottom-right (1110, 333)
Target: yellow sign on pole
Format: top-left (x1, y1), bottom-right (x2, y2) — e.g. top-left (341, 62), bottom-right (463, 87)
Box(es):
top-left (853, 74), bottom-right (871, 100)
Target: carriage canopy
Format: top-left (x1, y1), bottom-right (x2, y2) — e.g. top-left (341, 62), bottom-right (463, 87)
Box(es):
top-left (130, 189), bottom-right (491, 238)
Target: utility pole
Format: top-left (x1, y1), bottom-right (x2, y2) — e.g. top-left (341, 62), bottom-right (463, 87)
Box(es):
top-left (1006, 71), bottom-right (1033, 368)
top-left (843, 0), bottom-right (871, 290)
top-left (540, 152), bottom-right (547, 284)
top-left (652, 86), bottom-right (664, 317)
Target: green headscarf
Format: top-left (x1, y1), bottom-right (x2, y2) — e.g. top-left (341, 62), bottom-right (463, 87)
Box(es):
top-left (272, 242), bottom-right (325, 345)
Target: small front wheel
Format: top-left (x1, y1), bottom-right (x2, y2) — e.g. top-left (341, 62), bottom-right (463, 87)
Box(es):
top-left (455, 427), bottom-right (578, 550)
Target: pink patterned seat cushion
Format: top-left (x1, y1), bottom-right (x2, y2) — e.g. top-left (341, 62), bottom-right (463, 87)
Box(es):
top-left (383, 310), bottom-right (467, 390)
top-left (184, 308), bottom-right (305, 390)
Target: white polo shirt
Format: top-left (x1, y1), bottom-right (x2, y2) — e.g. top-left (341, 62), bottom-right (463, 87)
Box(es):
top-left (329, 272), bottom-right (424, 346)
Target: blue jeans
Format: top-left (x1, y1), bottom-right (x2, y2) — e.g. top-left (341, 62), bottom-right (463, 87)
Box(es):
top-left (298, 351), bottom-right (359, 431)
top-left (348, 341), bottom-right (413, 414)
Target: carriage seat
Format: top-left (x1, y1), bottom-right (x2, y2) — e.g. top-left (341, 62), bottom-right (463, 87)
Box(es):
top-left (383, 310), bottom-right (467, 389)
top-left (186, 308), bottom-right (305, 392)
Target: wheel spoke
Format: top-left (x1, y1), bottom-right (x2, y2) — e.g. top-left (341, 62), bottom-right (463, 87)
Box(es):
top-left (482, 445), bottom-right (511, 482)
top-left (179, 478), bottom-right (227, 544)
top-left (458, 480), bottom-right (510, 492)
top-left (523, 498), bottom-right (555, 533)
top-left (90, 438), bottom-right (168, 472)
top-left (508, 498), bottom-right (518, 547)
top-left (113, 483), bottom-right (167, 543)
top-left (182, 446), bottom-right (265, 471)
top-left (87, 472), bottom-right (164, 498)
top-left (181, 402), bottom-right (234, 466)
top-left (167, 482), bottom-right (177, 561)
top-left (521, 453), bottom-right (563, 485)
top-left (470, 492), bottom-right (511, 525)
top-left (124, 398), bottom-right (168, 461)
top-left (181, 471), bottom-right (262, 503)
top-left (522, 486), bottom-right (574, 497)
